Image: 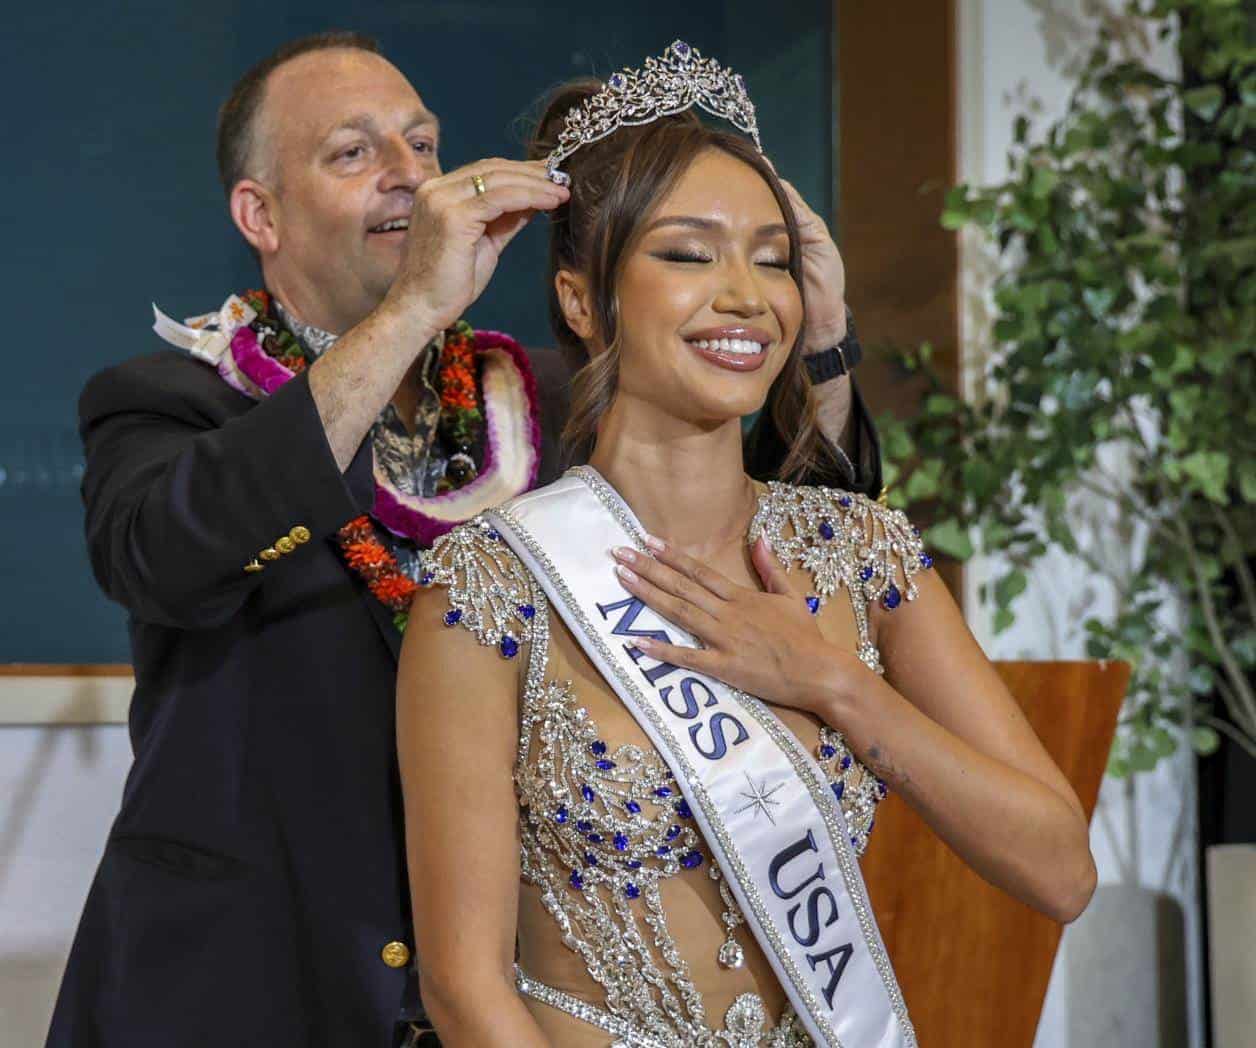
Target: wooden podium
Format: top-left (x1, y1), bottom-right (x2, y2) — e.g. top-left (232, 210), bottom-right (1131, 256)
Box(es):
top-left (862, 660), bottom-right (1129, 1047)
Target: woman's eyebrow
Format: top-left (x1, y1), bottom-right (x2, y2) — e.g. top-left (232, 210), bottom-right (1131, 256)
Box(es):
top-left (643, 216), bottom-right (789, 237)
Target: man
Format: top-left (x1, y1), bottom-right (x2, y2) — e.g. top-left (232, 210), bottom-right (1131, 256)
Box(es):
top-left (47, 31), bottom-right (875, 1048)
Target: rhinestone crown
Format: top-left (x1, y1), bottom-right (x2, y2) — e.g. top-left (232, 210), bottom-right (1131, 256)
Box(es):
top-left (545, 40), bottom-right (761, 186)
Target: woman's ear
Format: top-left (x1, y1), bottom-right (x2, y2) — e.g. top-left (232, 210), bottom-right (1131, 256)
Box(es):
top-left (555, 269), bottom-right (596, 341)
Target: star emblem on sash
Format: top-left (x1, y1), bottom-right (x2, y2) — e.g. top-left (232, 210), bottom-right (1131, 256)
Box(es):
top-left (734, 772), bottom-right (785, 826)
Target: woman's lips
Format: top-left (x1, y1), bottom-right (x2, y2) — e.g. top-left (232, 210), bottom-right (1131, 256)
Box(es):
top-left (685, 338), bottom-right (769, 372)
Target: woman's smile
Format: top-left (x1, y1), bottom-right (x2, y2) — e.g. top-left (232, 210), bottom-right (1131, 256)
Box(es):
top-left (682, 324), bottom-right (774, 372)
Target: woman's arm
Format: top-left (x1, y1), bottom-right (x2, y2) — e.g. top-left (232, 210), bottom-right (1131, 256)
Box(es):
top-left (835, 570), bottom-right (1096, 922)
top-left (613, 537), bottom-right (1097, 924)
top-left (397, 582), bottom-right (548, 1047)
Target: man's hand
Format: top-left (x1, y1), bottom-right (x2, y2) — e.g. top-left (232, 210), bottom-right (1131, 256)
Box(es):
top-left (777, 177), bottom-right (847, 353)
top-left (386, 159), bottom-right (569, 332)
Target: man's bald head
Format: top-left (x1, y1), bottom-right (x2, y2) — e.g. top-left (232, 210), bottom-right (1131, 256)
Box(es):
top-left (216, 30), bottom-right (381, 198)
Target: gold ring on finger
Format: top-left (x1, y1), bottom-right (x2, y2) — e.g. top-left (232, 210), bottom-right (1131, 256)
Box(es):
top-left (471, 174), bottom-right (487, 196)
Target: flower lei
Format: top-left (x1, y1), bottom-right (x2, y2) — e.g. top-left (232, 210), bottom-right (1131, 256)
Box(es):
top-left (238, 288), bottom-right (481, 633)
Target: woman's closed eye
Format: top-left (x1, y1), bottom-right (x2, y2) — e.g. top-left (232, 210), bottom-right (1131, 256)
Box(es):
top-left (653, 249), bottom-right (713, 264)
top-left (651, 249), bottom-right (790, 269)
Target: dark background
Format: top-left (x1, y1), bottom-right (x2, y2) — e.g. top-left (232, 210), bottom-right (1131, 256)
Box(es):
top-left (0, 0), bottom-right (832, 662)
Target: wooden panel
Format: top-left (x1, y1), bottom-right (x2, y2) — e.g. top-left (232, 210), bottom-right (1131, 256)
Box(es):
top-left (836, 0), bottom-right (959, 392)
top-left (862, 660), bottom-right (1130, 1047)
top-left (836, 0), bottom-right (961, 594)
top-left (0, 664), bottom-right (132, 677)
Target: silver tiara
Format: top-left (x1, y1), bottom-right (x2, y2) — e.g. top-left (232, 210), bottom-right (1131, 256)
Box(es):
top-left (545, 40), bottom-right (761, 186)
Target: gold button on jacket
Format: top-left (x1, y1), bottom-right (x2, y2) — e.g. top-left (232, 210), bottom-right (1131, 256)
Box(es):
top-left (289, 525), bottom-right (312, 544)
top-left (275, 536), bottom-right (297, 555)
top-left (380, 941), bottom-right (411, 969)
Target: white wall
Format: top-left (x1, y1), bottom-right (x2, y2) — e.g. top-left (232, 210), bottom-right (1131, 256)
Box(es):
top-left (0, 686), bottom-right (131, 1048)
top-left (956, 2), bottom-right (1202, 1046)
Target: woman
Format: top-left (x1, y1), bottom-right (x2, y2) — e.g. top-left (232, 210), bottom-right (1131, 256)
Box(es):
top-left (398, 44), bottom-right (1096, 1047)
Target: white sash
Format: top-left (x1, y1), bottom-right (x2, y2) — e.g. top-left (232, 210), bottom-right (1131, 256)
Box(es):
top-left (487, 467), bottom-right (914, 1048)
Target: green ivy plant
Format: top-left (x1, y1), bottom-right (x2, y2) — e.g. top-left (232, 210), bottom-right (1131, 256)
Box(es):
top-left (879, 0), bottom-right (1256, 775)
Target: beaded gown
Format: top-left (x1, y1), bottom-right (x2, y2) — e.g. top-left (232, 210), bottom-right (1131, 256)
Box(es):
top-left (420, 474), bottom-right (928, 1047)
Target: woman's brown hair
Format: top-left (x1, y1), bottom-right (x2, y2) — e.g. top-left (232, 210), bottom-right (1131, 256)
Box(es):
top-left (528, 80), bottom-right (842, 483)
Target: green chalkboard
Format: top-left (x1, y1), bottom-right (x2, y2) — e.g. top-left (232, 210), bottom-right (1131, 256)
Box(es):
top-left (0, 1), bottom-right (832, 662)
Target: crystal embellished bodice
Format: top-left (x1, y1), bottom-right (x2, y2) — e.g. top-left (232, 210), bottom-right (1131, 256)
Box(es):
top-left (420, 476), bottom-right (927, 1046)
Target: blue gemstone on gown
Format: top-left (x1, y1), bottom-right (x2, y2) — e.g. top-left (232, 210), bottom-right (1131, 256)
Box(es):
top-left (819, 744), bottom-right (837, 759)
top-left (675, 799), bottom-right (693, 819)
top-left (841, 755), bottom-right (853, 770)
top-left (420, 572), bottom-right (434, 586)
top-left (653, 787), bottom-right (672, 798)
top-left (586, 833), bottom-right (604, 844)
top-left (624, 859), bottom-right (643, 869)
top-left (656, 845), bottom-right (671, 856)
top-left (839, 495), bottom-right (852, 508)
top-left (624, 882), bottom-right (641, 899)
top-left (920, 552), bottom-right (934, 569)
top-left (806, 595), bottom-right (821, 615)
top-left (553, 806), bottom-right (568, 824)
top-left (591, 740), bottom-right (607, 756)
top-left (443, 609), bottom-right (462, 627)
top-left (625, 801), bottom-right (641, 815)
top-left (517, 603), bottom-right (536, 620)
top-left (665, 824), bottom-right (681, 841)
top-left (500, 635), bottom-right (520, 658)
top-left (832, 781), bottom-right (845, 802)
top-left (882, 584), bottom-right (902, 610)
top-left (581, 785), bottom-right (596, 803)
top-left (860, 565), bottom-right (875, 582)
top-left (818, 521), bottom-right (834, 540)
top-left (595, 759), bottom-right (616, 771)
top-left (576, 820), bottom-right (593, 832)
top-left (680, 850), bottom-right (703, 869)
top-left (486, 528), bottom-right (501, 541)
top-left (613, 833), bottom-right (629, 851)
top-left (585, 853), bottom-right (598, 867)
top-left (569, 870), bottom-right (584, 890)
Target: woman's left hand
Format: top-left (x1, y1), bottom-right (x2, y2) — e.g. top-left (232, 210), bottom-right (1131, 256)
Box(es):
top-left (611, 535), bottom-right (865, 719)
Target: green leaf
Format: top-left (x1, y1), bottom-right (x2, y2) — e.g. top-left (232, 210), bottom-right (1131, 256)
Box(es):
top-left (904, 460), bottom-right (943, 501)
top-left (926, 519), bottom-right (975, 561)
top-left (1128, 742), bottom-right (1159, 772)
top-left (1150, 727), bottom-right (1177, 758)
top-left (1180, 450), bottom-right (1231, 503)
top-left (1183, 84), bottom-right (1225, 121)
top-left (995, 569), bottom-right (1029, 608)
top-left (924, 394), bottom-right (959, 417)
top-left (1030, 166), bottom-right (1059, 199)
top-left (993, 607), bottom-right (1015, 634)
top-left (1239, 459), bottom-right (1256, 503)
top-left (1191, 725), bottom-right (1220, 756)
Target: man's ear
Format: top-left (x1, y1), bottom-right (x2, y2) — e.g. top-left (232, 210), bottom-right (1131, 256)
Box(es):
top-left (229, 179), bottom-right (280, 256)
top-left (555, 269), bottom-right (596, 342)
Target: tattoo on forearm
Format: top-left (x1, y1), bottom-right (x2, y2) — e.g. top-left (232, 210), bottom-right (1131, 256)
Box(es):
top-left (865, 743), bottom-right (911, 789)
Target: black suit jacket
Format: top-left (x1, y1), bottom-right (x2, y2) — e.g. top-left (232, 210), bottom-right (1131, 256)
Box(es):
top-left (47, 339), bottom-right (859, 1047)
top-left (46, 345), bottom-right (570, 1048)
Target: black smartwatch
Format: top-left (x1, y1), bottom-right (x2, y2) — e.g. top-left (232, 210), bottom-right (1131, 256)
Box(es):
top-left (804, 310), bottom-right (861, 384)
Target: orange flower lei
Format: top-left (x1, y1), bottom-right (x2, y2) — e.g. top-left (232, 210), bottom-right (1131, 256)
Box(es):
top-left (437, 320), bottom-right (483, 451)
top-left (337, 515), bottom-right (419, 631)
top-left (239, 293), bottom-right (484, 631)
